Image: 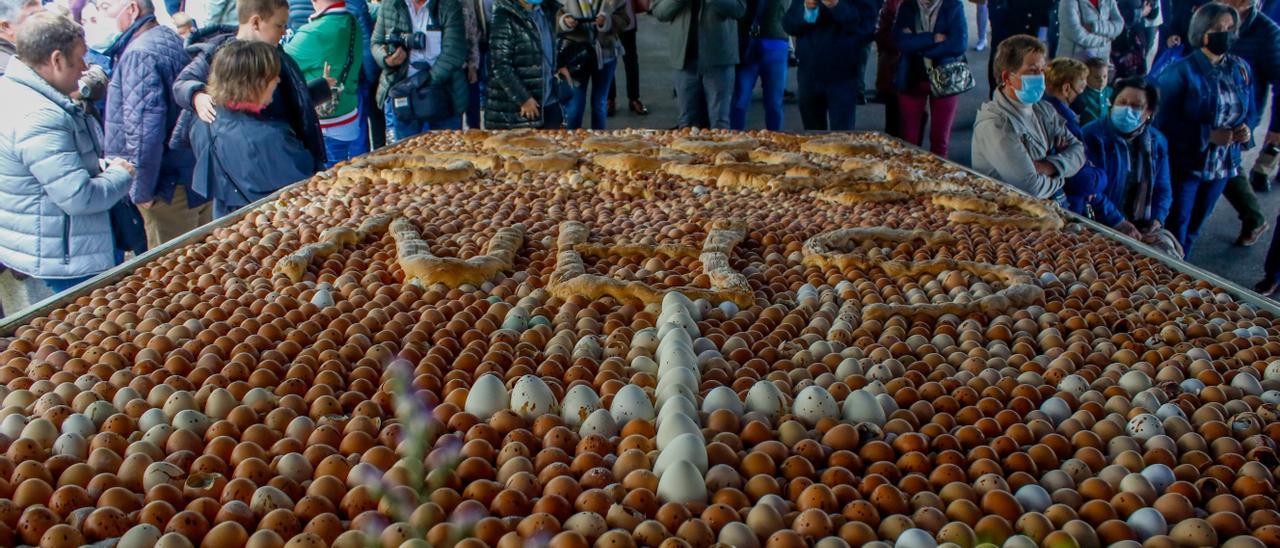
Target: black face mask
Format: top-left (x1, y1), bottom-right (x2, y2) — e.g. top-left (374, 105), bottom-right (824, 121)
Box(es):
top-left (1206, 30), bottom-right (1236, 56)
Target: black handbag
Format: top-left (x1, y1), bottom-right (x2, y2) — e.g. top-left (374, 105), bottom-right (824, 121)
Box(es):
top-left (388, 64), bottom-right (456, 122)
top-left (557, 38), bottom-right (596, 83)
top-left (109, 199), bottom-right (147, 254)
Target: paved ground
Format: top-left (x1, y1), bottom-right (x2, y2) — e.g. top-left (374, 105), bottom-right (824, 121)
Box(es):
top-left (613, 4), bottom-right (1278, 290)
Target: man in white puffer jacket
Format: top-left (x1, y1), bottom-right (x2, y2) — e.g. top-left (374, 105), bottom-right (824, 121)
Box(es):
top-left (0, 13), bottom-right (134, 294)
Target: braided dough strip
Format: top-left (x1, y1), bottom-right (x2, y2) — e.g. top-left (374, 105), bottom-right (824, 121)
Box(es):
top-left (506, 153), bottom-right (580, 172)
top-left (375, 160), bottom-right (477, 186)
top-left (819, 191), bottom-right (912, 205)
top-left (801, 228), bottom-right (958, 271)
top-left (274, 213), bottom-right (397, 282)
top-left (548, 221), bottom-right (754, 309)
top-left (592, 153), bottom-right (668, 173)
top-left (948, 210), bottom-right (1065, 231)
top-left (666, 161), bottom-right (787, 181)
top-left (581, 135), bottom-right (659, 154)
top-left (391, 217), bottom-right (526, 288)
top-left (575, 242), bottom-right (700, 260)
top-left (801, 139), bottom-right (886, 157)
top-left (482, 131), bottom-right (556, 151)
top-left (668, 137), bottom-right (761, 156)
top-left (747, 148), bottom-right (808, 165)
top-left (861, 258), bottom-right (1044, 320)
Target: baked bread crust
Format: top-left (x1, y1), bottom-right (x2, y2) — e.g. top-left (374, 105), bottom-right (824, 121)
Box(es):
top-left (391, 217), bottom-right (526, 288)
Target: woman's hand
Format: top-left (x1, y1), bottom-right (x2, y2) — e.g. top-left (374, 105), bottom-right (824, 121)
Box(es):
top-left (1209, 128), bottom-right (1235, 146)
top-left (1233, 124), bottom-right (1252, 144)
top-left (563, 15), bottom-right (579, 29)
top-left (195, 92), bottom-right (217, 123)
top-left (520, 97), bottom-right (541, 119)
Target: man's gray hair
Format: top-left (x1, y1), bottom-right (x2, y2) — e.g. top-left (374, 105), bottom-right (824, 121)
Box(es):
top-left (16, 11), bottom-right (83, 65)
top-left (1189, 2), bottom-right (1240, 49)
top-left (0, 0), bottom-right (38, 24)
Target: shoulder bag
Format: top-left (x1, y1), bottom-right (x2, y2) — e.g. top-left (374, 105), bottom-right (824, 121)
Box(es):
top-left (315, 14), bottom-right (358, 118)
top-left (928, 57), bottom-right (976, 97)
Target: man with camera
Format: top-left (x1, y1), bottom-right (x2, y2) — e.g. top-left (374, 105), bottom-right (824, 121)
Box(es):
top-left (373, 0), bottom-right (469, 141)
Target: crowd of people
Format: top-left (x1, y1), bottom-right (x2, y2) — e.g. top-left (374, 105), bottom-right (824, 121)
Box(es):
top-left (4, 0), bottom-right (1280, 310)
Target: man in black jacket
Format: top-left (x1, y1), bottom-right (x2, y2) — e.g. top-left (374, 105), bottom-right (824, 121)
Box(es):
top-left (782, 0), bottom-right (875, 130)
top-left (1217, 0), bottom-right (1279, 246)
top-left (986, 0), bottom-right (1054, 91)
top-left (170, 0), bottom-right (328, 172)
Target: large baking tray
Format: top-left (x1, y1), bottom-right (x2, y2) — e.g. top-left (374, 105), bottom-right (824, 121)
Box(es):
top-left (1, 133), bottom-right (1275, 336)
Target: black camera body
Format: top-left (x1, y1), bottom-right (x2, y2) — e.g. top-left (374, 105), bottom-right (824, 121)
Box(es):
top-left (385, 31), bottom-right (429, 51)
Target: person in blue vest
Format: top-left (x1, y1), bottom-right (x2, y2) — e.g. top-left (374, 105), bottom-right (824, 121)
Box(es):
top-left (1155, 2), bottom-right (1254, 257)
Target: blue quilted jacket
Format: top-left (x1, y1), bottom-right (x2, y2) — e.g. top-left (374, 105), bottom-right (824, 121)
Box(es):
top-left (0, 58), bottom-right (132, 279)
top-left (104, 24), bottom-right (204, 206)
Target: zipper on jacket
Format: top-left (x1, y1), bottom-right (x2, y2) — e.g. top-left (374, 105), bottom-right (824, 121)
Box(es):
top-left (62, 215), bottom-right (71, 265)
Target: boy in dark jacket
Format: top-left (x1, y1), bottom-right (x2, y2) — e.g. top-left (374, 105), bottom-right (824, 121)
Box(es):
top-left (103, 0), bottom-right (210, 249)
top-left (782, 0), bottom-right (876, 130)
top-left (485, 0), bottom-right (568, 129)
top-left (192, 41), bottom-right (313, 218)
top-left (171, 0), bottom-right (328, 172)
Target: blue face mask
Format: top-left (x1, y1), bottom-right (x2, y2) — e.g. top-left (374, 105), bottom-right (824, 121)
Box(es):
top-left (803, 6), bottom-right (818, 23)
top-left (1014, 74), bottom-right (1045, 105)
top-left (1110, 105), bottom-right (1146, 134)
top-left (527, 0), bottom-right (543, 5)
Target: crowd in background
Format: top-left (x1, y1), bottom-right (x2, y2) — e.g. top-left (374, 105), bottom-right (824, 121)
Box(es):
top-left (4, 0), bottom-right (1280, 311)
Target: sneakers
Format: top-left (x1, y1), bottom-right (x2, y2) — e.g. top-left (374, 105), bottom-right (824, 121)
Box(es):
top-left (1237, 221), bottom-right (1272, 247)
top-left (1256, 279), bottom-right (1278, 297)
top-left (974, 38), bottom-right (988, 51)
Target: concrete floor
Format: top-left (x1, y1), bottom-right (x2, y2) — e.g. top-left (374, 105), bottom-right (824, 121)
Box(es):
top-left (615, 4), bottom-right (1275, 289)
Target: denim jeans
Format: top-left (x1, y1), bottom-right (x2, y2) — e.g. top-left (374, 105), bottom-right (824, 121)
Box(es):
top-left (731, 38), bottom-right (788, 131)
top-left (350, 83), bottom-right (372, 158)
top-left (384, 98), bottom-right (464, 143)
top-left (1167, 173), bottom-right (1230, 257)
top-left (566, 58), bottom-right (619, 130)
top-left (42, 276), bottom-right (95, 294)
top-left (323, 136), bottom-right (361, 168)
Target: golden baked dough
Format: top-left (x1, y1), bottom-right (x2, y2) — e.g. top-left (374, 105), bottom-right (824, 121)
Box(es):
top-left (274, 213), bottom-right (396, 282)
top-left (747, 148), bottom-right (807, 165)
top-left (947, 210), bottom-right (1066, 231)
top-left (482, 130), bottom-right (555, 151)
top-left (801, 138), bottom-right (885, 157)
top-left (819, 190), bottom-right (912, 205)
top-left (668, 137), bottom-right (761, 156)
top-left (548, 220), bottom-right (753, 309)
top-left (801, 227), bottom-right (957, 271)
top-left (862, 258), bottom-right (1044, 320)
top-left (391, 217), bottom-right (525, 288)
top-left (507, 153), bottom-right (580, 172)
top-left (665, 161), bottom-right (786, 181)
top-left (593, 153), bottom-right (668, 173)
top-left (581, 135), bottom-right (659, 154)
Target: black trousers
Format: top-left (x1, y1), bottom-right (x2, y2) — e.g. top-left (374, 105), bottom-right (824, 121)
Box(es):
top-left (608, 27), bottom-right (641, 102)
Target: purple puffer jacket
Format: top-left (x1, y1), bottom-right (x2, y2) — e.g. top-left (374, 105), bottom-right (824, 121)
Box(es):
top-left (104, 23), bottom-right (205, 206)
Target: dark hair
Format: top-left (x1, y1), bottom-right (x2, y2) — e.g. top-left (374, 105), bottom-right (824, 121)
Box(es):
top-left (237, 0), bottom-right (288, 24)
top-left (993, 35), bottom-right (1047, 79)
top-left (1189, 2), bottom-right (1239, 48)
top-left (1112, 76), bottom-right (1160, 112)
top-left (16, 12), bottom-right (84, 66)
top-left (1083, 57), bottom-right (1110, 71)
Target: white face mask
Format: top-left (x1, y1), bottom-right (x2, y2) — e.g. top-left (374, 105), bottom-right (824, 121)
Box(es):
top-left (82, 11), bottom-right (119, 51)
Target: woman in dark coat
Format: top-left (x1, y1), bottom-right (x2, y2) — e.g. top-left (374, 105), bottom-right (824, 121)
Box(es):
top-left (191, 42), bottom-right (314, 219)
top-left (485, 0), bottom-right (568, 129)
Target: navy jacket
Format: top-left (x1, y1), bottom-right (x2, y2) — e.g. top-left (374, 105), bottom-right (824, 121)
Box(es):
top-left (190, 109), bottom-right (313, 210)
top-left (171, 27), bottom-right (328, 172)
top-left (1047, 95), bottom-right (1108, 220)
top-left (1231, 9), bottom-right (1280, 141)
top-left (782, 0), bottom-right (877, 82)
top-left (891, 0), bottom-right (966, 92)
top-left (1078, 117), bottom-right (1173, 227)
top-left (1155, 50), bottom-right (1254, 177)
top-left (989, 0), bottom-right (1053, 43)
top-left (103, 23), bottom-right (204, 206)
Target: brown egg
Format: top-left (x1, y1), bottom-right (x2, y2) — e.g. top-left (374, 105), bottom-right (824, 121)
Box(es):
top-left (83, 507), bottom-right (130, 542)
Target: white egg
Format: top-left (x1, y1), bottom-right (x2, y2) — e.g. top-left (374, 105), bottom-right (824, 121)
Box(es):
top-left (1001, 536), bottom-right (1038, 548)
top-left (653, 432), bottom-right (707, 476)
top-left (464, 374), bottom-right (509, 420)
top-left (117, 524), bottom-right (163, 548)
top-left (701, 386), bottom-right (744, 417)
top-left (656, 460), bottom-right (707, 503)
top-left (53, 432), bottom-right (88, 458)
top-left (1264, 390), bottom-right (1280, 404)
top-left (1014, 484), bottom-right (1051, 512)
top-left (718, 522), bottom-right (760, 548)
top-left (501, 306), bottom-right (529, 331)
top-left (572, 336), bottom-right (603, 361)
top-left (1126, 413), bottom-right (1164, 441)
top-left (560, 385), bottom-right (601, 427)
top-left (1057, 374), bottom-right (1089, 398)
top-left (657, 310), bottom-right (699, 341)
top-left (875, 393), bottom-right (899, 416)
top-left (717, 301), bottom-right (739, 317)
top-left (843, 390), bottom-right (886, 426)
top-left (1119, 371), bottom-right (1152, 395)
top-left (1155, 403), bottom-right (1186, 421)
top-left (610, 384), bottom-right (656, 425)
top-left (894, 529), bottom-right (937, 548)
top-left (657, 342), bottom-right (697, 378)
top-left (792, 386), bottom-right (839, 426)
top-left (1231, 372), bottom-right (1263, 396)
top-left (1040, 397), bottom-right (1071, 426)
top-left (655, 383), bottom-right (696, 411)
top-left (656, 394), bottom-right (698, 426)
top-left (1127, 507), bottom-right (1167, 540)
top-left (630, 328), bottom-right (659, 353)
top-left (60, 413), bottom-right (95, 437)
top-left (1179, 378), bottom-right (1205, 395)
top-left (834, 358), bottom-right (863, 378)
top-left (1266, 361), bottom-right (1280, 382)
top-left (579, 408), bottom-right (619, 437)
top-left (661, 291), bottom-right (698, 318)
top-left (630, 355), bottom-right (658, 375)
top-left (745, 381), bottom-right (786, 421)
top-left (657, 367), bottom-right (700, 394)
top-left (656, 413), bottom-right (703, 451)
top-left (142, 424), bottom-right (173, 447)
top-left (310, 288), bottom-right (335, 308)
top-left (1141, 463), bottom-right (1175, 494)
top-left (510, 375), bottom-right (558, 420)
top-left (0, 414), bottom-right (27, 440)
top-left (171, 409), bottom-right (211, 436)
